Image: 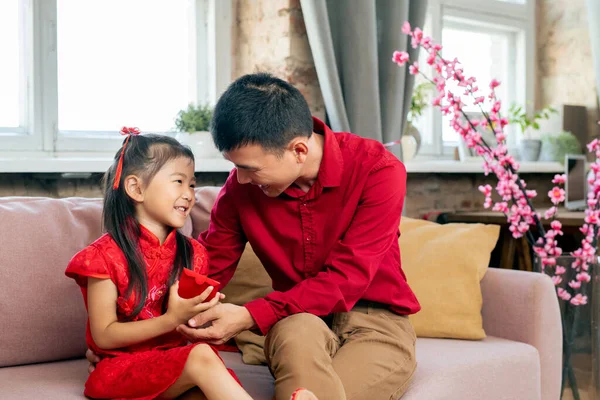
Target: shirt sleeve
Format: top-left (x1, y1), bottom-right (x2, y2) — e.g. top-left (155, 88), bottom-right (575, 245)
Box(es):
top-left (65, 245), bottom-right (111, 287)
top-left (198, 170), bottom-right (248, 288)
top-left (245, 156), bottom-right (407, 335)
top-left (187, 239), bottom-right (209, 275)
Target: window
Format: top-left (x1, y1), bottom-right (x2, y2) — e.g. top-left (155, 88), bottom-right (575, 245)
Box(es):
top-left (0, 0), bottom-right (22, 130)
top-left (412, 0), bottom-right (535, 158)
top-left (0, 0), bottom-right (231, 159)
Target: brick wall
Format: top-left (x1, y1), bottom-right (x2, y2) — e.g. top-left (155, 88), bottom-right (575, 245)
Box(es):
top-left (537, 0), bottom-right (600, 141)
top-left (405, 173), bottom-right (556, 218)
top-left (233, 0), bottom-right (324, 119)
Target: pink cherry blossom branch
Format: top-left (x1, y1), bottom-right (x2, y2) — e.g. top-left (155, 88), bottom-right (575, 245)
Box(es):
top-left (394, 22), bottom-right (600, 306)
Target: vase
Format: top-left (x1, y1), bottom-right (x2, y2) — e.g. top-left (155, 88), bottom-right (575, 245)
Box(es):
top-left (534, 255), bottom-right (600, 400)
top-left (519, 139), bottom-right (542, 161)
top-left (174, 131), bottom-right (221, 159)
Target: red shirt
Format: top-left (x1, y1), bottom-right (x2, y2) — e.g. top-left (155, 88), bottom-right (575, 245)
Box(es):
top-left (199, 117), bottom-right (420, 334)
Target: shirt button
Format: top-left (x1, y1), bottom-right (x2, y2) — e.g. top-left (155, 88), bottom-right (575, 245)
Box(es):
top-left (306, 236), bottom-right (311, 241)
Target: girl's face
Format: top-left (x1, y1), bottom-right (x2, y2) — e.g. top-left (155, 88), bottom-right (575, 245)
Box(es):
top-left (133, 156), bottom-right (196, 238)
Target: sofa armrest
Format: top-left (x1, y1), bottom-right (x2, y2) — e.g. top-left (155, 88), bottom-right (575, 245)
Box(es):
top-left (480, 267), bottom-right (561, 400)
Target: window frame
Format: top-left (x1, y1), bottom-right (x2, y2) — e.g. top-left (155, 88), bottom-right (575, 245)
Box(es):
top-left (414, 0), bottom-right (535, 159)
top-left (0, 0), bottom-right (232, 169)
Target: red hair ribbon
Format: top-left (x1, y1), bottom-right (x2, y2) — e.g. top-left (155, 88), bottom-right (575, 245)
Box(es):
top-left (113, 126), bottom-right (141, 190)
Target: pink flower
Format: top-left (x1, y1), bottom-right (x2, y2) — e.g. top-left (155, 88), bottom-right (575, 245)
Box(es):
top-left (409, 62), bottom-right (419, 75)
top-left (570, 294), bottom-right (588, 306)
top-left (426, 52), bottom-right (436, 65)
top-left (392, 51), bottom-right (410, 66)
top-left (551, 275), bottom-right (562, 286)
top-left (402, 21), bottom-right (411, 35)
top-left (555, 266), bottom-right (566, 275)
top-left (478, 184), bottom-right (492, 197)
top-left (490, 79), bottom-right (500, 89)
top-left (548, 187), bottom-right (566, 205)
top-left (411, 28), bottom-right (423, 48)
top-left (544, 207), bottom-right (557, 220)
top-left (557, 288), bottom-right (572, 301)
top-left (587, 139), bottom-right (600, 153)
top-left (474, 96), bottom-right (485, 105)
top-left (550, 220), bottom-right (562, 231)
top-left (577, 272), bottom-right (591, 283)
top-left (552, 174), bottom-right (566, 185)
top-left (568, 280), bottom-right (582, 289)
top-left (526, 190), bottom-right (537, 199)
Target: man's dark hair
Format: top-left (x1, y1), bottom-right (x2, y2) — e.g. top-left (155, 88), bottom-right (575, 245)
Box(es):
top-left (211, 73), bottom-right (313, 154)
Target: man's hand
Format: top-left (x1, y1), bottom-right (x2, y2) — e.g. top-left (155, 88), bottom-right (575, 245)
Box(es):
top-left (86, 349), bottom-right (101, 374)
top-left (176, 303), bottom-right (257, 345)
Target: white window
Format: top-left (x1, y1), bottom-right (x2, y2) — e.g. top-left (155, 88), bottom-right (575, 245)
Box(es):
top-left (0, 0), bottom-right (231, 169)
top-left (412, 0), bottom-right (535, 158)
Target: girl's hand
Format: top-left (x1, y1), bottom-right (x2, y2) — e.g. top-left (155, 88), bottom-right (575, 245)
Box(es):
top-left (166, 281), bottom-right (223, 326)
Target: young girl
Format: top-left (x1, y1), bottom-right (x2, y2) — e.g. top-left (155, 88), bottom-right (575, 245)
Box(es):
top-left (65, 127), bottom-right (254, 400)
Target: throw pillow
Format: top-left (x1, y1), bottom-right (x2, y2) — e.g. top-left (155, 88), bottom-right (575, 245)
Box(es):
top-left (400, 217), bottom-right (500, 340)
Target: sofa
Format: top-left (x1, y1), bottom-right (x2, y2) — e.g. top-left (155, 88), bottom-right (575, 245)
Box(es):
top-left (0, 187), bottom-right (562, 400)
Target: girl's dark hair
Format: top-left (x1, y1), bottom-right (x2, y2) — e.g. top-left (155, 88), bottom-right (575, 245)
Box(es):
top-left (102, 134), bottom-right (195, 319)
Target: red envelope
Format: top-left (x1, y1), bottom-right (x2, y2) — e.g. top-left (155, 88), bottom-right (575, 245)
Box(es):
top-left (178, 268), bottom-right (220, 301)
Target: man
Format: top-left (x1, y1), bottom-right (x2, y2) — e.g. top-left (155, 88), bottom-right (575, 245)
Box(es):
top-left (179, 73), bottom-right (420, 400)
top-left (87, 72), bottom-right (419, 399)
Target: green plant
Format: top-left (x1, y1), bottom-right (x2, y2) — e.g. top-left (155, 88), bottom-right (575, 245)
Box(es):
top-left (508, 103), bottom-right (558, 136)
top-left (541, 131), bottom-right (582, 163)
top-left (174, 103), bottom-right (213, 133)
top-left (408, 82), bottom-right (435, 123)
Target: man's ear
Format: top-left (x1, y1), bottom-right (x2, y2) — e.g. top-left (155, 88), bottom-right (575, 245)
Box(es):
top-left (124, 175), bottom-right (144, 203)
top-left (289, 138), bottom-right (309, 163)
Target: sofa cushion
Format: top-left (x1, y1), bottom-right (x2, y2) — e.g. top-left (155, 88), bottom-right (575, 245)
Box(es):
top-left (400, 217), bottom-right (500, 340)
top-left (0, 339), bottom-right (538, 400)
top-left (0, 197), bottom-right (103, 367)
top-left (403, 337), bottom-right (541, 400)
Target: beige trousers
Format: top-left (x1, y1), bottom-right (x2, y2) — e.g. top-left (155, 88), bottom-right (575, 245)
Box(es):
top-left (264, 302), bottom-right (417, 400)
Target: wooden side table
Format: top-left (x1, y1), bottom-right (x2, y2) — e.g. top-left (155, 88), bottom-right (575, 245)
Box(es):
top-left (440, 208), bottom-right (586, 271)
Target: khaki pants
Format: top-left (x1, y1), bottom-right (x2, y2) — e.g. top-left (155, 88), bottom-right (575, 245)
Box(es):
top-left (264, 302), bottom-right (417, 400)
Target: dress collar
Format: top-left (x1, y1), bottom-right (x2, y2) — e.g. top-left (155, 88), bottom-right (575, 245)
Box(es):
top-left (137, 224), bottom-right (177, 260)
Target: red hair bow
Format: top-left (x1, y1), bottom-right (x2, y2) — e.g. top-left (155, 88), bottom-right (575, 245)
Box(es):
top-left (113, 126), bottom-right (141, 190)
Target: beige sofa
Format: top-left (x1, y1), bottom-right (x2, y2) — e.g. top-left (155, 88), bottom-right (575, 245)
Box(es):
top-left (0, 187), bottom-right (562, 400)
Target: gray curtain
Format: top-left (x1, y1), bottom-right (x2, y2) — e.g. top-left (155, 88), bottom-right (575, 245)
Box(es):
top-left (586, 0), bottom-right (600, 107)
top-left (300, 0), bottom-right (428, 160)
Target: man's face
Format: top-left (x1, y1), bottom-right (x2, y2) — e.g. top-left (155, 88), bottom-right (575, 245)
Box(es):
top-left (224, 143), bottom-right (303, 197)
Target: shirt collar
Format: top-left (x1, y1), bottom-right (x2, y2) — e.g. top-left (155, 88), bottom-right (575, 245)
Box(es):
top-left (313, 117), bottom-right (343, 188)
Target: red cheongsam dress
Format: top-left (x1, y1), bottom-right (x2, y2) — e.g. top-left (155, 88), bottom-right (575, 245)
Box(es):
top-left (65, 225), bottom-right (239, 399)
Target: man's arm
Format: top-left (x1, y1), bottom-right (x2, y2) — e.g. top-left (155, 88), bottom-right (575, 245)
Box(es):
top-left (198, 171), bottom-right (247, 287)
top-left (245, 157), bottom-right (406, 334)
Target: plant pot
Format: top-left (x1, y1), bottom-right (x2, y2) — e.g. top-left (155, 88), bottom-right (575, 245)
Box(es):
top-left (403, 122), bottom-right (422, 154)
top-left (175, 131), bottom-right (221, 159)
top-left (519, 139), bottom-right (542, 161)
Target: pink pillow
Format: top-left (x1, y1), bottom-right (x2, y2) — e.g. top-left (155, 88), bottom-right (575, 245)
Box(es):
top-left (0, 197), bottom-right (103, 367)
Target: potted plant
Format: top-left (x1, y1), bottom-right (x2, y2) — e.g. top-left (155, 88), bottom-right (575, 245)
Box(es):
top-left (174, 103), bottom-right (220, 158)
top-left (508, 103), bottom-right (558, 161)
top-left (540, 131), bottom-right (583, 164)
top-left (403, 82), bottom-right (435, 160)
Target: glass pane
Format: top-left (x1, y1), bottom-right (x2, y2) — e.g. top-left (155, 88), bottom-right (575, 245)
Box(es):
top-left (0, 0), bottom-right (22, 128)
top-left (57, 0), bottom-right (194, 133)
top-left (441, 24), bottom-right (512, 143)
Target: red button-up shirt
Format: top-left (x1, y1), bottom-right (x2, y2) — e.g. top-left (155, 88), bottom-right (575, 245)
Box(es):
top-left (199, 117), bottom-right (420, 334)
